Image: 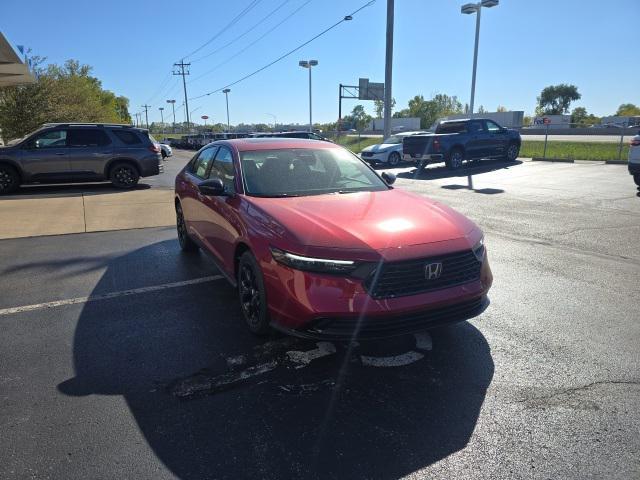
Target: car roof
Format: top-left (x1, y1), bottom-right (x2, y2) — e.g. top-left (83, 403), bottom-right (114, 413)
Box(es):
top-left (214, 137), bottom-right (338, 152)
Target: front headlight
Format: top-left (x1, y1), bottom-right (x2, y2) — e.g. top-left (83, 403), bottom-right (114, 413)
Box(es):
top-left (270, 247), bottom-right (357, 274)
top-left (472, 237), bottom-right (485, 261)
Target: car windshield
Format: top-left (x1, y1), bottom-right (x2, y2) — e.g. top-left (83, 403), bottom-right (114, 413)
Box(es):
top-left (240, 147), bottom-right (389, 197)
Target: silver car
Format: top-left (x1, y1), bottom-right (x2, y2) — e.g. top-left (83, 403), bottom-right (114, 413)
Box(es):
top-left (0, 123), bottom-right (162, 194)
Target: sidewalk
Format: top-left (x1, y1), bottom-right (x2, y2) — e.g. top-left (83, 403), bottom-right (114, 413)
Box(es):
top-left (0, 188), bottom-right (176, 240)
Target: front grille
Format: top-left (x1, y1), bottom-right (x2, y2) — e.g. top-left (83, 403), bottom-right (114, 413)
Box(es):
top-left (360, 151), bottom-right (374, 157)
top-left (306, 296), bottom-right (487, 340)
top-left (364, 250), bottom-right (481, 299)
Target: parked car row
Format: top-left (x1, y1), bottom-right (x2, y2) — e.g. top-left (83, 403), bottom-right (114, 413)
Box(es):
top-left (166, 131), bottom-right (328, 150)
top-left (361, 118), bottom-right (521, 170)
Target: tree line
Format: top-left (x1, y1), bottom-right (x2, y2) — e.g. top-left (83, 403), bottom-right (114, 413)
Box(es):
top-left (0, 58), bottom-right (131, 142)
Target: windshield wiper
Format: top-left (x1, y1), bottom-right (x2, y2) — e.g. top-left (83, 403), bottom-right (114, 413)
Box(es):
top-left (253, 193), bottom-right (299, 198)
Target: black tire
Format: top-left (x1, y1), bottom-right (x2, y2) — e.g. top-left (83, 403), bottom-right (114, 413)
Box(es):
top-left (238, 251), bottom-right (270, 336)
top-left (176, 203), bottom-right (199, 252)
top-left (387, 151), bottom-right (401, 167)
top-left (634, 174), bottom-right (640, 188)
top-left (505, 142), bottom-right (520, 162)
top-left (446, 148), bottom-right (465, 170)
top-left (0, 164), bottom-right (20, 194)
top-left (109, 162), bottom-right (139, 189)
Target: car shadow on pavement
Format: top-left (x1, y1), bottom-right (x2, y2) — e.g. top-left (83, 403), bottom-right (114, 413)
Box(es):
top-left (397, 159), bottom-right (522, 181)
top-left (5, 182), bottom-right (152, 199)
top-left (57, 239), bottom-right (494, 479)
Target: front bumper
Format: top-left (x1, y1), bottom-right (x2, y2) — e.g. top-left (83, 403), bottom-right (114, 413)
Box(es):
top-left (360, 151), bottom-right (389, 163)
top-left (263, 254), bottom-right (493, 340)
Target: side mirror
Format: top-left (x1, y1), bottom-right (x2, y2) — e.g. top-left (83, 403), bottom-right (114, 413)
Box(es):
top-left (198, 177), bottom-right (227, 196)
top-left (381, 171), bottom-right (396, 185)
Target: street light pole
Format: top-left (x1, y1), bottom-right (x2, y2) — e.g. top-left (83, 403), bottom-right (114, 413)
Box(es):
top-left (159, 107), bottom-right (165, 135)
top-left (299, 60), bottom-right (318, 132)
top-left (461, 0), bottom-right (498, 114)
top-left (166, 99), bottom-right (176, 133)
top-left (223, 89), bottom-right (231, 132)
top-left (383, 0), bottom-right (394, 140)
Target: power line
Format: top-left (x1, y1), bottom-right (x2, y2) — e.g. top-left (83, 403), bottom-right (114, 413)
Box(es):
top-left (188, 0), bottom-right (314, 85)
top-left (188, 0), bottom-right (375, 101)
top-left (190, 0), bottom-right (290, 63)
top-left (144, 72), bottom-right (172, 105)
top-left (180, 0), bottom-right (263, 61)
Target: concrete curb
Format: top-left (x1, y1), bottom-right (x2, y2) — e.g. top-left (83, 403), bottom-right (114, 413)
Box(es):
top-left (604, 160), bottom-right (628, 165)
top-left (532, 157), bottom-right (628, 165)
top-left (532, 157), bottom-right (574, 163)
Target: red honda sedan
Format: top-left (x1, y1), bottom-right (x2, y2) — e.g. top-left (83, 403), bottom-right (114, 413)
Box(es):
top-left (175, 138), bottom-right (492, 340)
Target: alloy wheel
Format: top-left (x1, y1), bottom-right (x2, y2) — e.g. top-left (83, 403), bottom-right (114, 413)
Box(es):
top-left (450, 151), bottom-right (464, 169)
top-left (0, 168), bottom-right (15, 192)
top-left (507, 144), bottom-right (519, 161)
top-left (239, 265), bottom-right (261, 326)
top-left (388, 151), bottom-right (401, 166)
top-left (114, 166), bottom-right (135, 186)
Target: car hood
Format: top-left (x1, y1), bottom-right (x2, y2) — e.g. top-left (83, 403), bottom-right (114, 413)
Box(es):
top-left (361, 143), bottom-right (400, 153)
top-left (247, 189), bottom-right (477, 254)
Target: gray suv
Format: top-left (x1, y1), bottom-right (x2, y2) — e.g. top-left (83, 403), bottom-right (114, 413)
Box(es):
top-left (0, 123), bottom-right (162, 194)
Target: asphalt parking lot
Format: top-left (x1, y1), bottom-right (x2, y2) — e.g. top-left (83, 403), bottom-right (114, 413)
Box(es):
top-left (1, 153), bottom-right (639, 479)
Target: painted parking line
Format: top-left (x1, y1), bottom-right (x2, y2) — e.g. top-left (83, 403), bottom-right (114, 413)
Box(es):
top-left (0, 275), bottom-right (225, 317)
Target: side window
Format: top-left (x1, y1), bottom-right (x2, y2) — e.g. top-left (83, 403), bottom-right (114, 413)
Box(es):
top-left (111, 130), bottom-right (142, 145)
top-left (209, 147), bottom-right (236, 193)
top-left (485, 120), bottom-right (502, 132)
top-left (468, 121), bottom-right (485, 133)
top-left (190, 147), bottom-right (217, 178)
top-left (26, 130), bottom-right (67, 149)
top-left (67, 129), bottom-right (111, 147)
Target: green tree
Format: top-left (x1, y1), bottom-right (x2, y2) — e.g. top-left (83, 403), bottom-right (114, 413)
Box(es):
top-left (615, 103), bottom-right (640, 116)
top-left (0, 58), bottom-right (130, 142)
top-left (405, 94), bottom-right (463, 129)
top-left (477, 105), bottom-right (487, 114)
top-left (571, 107), bottom-right (587, 125)
top-left (496, 105), bottom-right (507, 112)
top-left (349, 105), bottom-right (372, 131)
top-left (535, 84), bottom-right (581, 115)
top-left (373, 98), bottom-right (396, 118)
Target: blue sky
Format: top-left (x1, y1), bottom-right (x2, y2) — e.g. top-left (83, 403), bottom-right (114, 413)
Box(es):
top-left (4, 0), bottom-right (639, 125)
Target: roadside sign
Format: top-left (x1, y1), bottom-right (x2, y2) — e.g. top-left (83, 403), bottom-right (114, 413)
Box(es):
top-left (201, 115), bottom-right (209, 120)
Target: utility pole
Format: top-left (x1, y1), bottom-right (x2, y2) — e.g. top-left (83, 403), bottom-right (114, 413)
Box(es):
top-left (159, 107), bottom-right (165, 135)
top-left (383, 0), bottom-right (394, 140)
top-left (166, 99), bottom-right (177, 133)
top-left (173, 60), bottom-right (191, 131)
top-left (141, 104), bottom-right (151, 129)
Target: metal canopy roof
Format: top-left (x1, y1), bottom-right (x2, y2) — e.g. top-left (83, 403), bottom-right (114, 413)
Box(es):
top-left (0, 32), bottom-right (35, 87)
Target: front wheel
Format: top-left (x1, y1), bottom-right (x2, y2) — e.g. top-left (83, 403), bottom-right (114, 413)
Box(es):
top-left (387, 151), bottom-right (401, 167)
top-left (446, 148), bottom-right (464, 170)
top-left (505, 142), bottom-right (520, 161)
top-left (0, 164), bottom-right (20, 194)
top-left (238, 251), bottom-right (270, 336)
top-left (176, 203), bottom-right (199, 252)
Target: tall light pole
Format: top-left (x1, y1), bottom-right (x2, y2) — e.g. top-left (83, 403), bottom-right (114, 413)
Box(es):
top-left (222, 88), bottom-right (231, 132)
top-left (461, 0), bottom-right (499, 114)
top-left (159, 107), bottom-right (165, 135)
top-left (299, 60), bottom-right (318, 132)
top-left (265, 113), bottom-right (277, 131)
top-left (383, 0), bottom-right (394, 140)
top-left (166, 99), bottom-right (176, 133)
